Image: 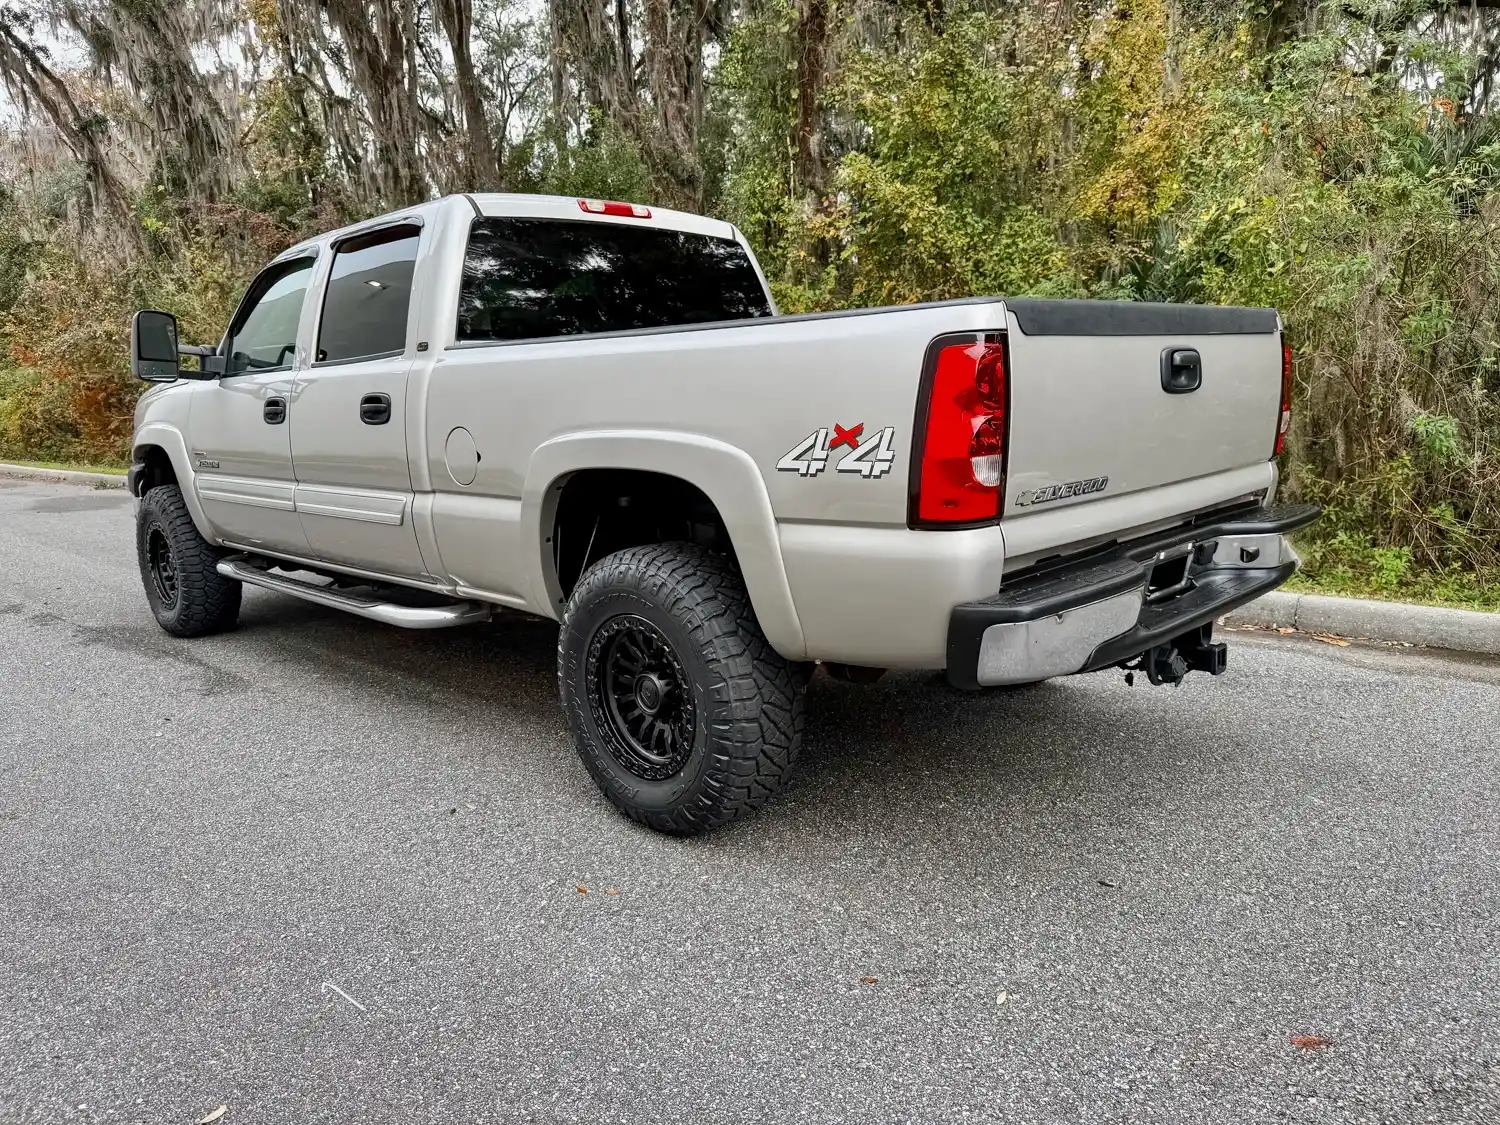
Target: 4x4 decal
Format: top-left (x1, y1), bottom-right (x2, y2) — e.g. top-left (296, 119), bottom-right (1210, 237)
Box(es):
top-left (777, 423), bottom-right (897, 479)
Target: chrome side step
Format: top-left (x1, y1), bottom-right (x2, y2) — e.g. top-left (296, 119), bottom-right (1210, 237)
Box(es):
top-left (216, 559), bottom-right (492, 629)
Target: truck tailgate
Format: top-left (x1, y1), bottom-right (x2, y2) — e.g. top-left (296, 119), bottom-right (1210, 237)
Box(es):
top-left (1002, 300), bottom-right (1283, 515)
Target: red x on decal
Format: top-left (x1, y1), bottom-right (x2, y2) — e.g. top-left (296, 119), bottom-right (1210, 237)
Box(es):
top-left (830, 422), bottom-right (864, 450)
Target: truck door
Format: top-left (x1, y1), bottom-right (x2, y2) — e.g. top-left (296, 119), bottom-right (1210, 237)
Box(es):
top-left (289, 223), bottom-right (430, 579)
top-left (188, 255), bottom-right (317, 556)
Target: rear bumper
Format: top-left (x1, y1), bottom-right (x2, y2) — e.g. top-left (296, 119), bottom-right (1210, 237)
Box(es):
top-left (946, 502), bottom-right (1321, 689)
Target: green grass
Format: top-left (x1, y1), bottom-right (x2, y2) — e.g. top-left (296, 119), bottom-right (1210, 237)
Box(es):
top-left (0, 458), bottom-right (127, 475)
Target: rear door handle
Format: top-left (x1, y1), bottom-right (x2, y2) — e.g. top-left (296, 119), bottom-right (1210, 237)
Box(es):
top-left (359, 393), bottom-right (392, 426)
top-left (264, 397), bottom-right (287, 424)
top-left (1160, 347), bottom-right (1202, 394)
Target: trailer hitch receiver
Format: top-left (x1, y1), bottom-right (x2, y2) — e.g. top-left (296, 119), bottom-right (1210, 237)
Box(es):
top-left (1141, 624), bottom-right (1228, 685)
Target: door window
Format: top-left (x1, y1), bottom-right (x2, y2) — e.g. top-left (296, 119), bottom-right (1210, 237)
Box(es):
top-left (317, 226), bottom-right (421, 363)
top-left (225, 258), bottom-right (315, 375)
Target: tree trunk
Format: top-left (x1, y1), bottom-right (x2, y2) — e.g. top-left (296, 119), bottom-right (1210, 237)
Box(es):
top-left (436, 0), bottom-right (500, 189)
top-left (793, 0), bottom-right (829, 201)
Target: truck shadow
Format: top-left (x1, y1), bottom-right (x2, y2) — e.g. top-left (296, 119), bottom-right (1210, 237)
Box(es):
top-left (234, 588), bottom-right (1130, 842)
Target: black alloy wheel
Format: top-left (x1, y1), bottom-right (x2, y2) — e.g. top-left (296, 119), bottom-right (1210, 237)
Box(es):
top-left (588, 614), bottom-right (696, 780)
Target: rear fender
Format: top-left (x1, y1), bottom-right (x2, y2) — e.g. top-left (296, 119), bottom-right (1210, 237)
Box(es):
top-left (523, 430), bottom-right (807, 659)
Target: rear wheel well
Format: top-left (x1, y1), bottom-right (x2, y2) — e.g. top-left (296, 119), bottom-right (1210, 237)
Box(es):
top-left (132, 445), bottom-right (178, 496)
top-left (550, 470), bottom-right (733, 601)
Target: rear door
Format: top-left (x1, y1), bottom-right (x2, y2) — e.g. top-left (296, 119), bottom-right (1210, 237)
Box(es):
top-left (1001, 299), bottom-right (1283, 515)
top-left (289, 223), bottom-right (430, 579)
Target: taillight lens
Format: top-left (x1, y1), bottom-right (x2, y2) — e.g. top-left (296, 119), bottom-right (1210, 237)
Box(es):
top-left (912, 337), bottom-right (1008, 525)
top-left (1276, 341), bottom-right (1294, 456)
top-left (579, 198), bottom-right (652, 218)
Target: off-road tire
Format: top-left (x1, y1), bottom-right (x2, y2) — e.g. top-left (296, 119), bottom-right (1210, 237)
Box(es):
top-left (558, 543), bottom-right (807, 835)
top-left (136, 484), bottom-right (241, 637)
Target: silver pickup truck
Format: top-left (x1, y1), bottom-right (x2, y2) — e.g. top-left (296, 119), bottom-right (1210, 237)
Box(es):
top-left (128, 192), bottom-right (1319, 834)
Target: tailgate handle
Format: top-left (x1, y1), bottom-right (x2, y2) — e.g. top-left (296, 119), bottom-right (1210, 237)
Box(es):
top-left (1161, 348), bottom-right (1202, 395)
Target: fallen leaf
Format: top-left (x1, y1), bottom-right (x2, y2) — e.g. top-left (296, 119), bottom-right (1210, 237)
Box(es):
top-left (859, 977), bottom-right (878, 984)
top-left (1098, 879), bottom-right (1117, 888)
top-left (574, 885), bottom-right (588, 895)
top-left (1291, 1034), bottom-right (1332, 1049)
top-left (1311, 634), bottom-right (1351, 647)
top-left (605, 889), bottom-right (619, 896)
top-left (198, 1106), bottom-right (228, 1124)
top-left (996, 990), bottom-right (1009, 1006)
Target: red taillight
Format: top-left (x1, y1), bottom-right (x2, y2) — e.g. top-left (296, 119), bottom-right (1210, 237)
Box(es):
top-left (1276, 341), bottom-right (1294, 456)
top-left (912, 337), bottom-right (1008, 525)
top-left (578, 198), bottom-right (652, 219)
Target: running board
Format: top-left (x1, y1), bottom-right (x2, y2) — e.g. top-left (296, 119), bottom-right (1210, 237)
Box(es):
top-left (216, 559), bottom-right (492, 629)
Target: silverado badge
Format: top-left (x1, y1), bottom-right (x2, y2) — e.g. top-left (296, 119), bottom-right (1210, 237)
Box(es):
top-left (1014, 476), bottom-right (1109, 507)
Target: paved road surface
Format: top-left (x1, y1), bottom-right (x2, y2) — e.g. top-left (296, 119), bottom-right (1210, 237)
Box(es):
top-left (2, 478), bottom-right (1497, 1124)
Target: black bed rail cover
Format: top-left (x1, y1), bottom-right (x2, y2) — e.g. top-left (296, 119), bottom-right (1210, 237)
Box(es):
top-left (1004, 298), bottom-right (1279, 336)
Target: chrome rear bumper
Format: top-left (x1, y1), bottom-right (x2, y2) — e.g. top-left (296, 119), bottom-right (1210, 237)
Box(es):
top-left (947, 503), bottom-right (1320, 689)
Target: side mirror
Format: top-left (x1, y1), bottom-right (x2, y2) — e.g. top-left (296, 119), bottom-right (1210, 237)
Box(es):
top-left (131, 310), bottom-right (181, 382)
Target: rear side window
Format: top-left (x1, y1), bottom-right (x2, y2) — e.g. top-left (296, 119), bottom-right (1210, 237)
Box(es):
top-left (456, 217), bottom-right (772, 343)
top-left (317, 226), bottom-right (420, 363)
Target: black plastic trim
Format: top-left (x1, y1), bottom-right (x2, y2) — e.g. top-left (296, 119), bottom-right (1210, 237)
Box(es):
top-left (310, 348), bottom-right (404, 369)
top-left (1080, 563), bottom-right (1296, 670)
top-left (1005, 299), bottom-right (1279, 336)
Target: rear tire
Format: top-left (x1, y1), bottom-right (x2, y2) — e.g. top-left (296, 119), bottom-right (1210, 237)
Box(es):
top-left (136, 484), bottom-right (241, 637)
top-left (558, 543), bottom-right (807, 835)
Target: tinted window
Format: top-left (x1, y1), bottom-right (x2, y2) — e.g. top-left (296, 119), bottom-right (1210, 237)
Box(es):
top-left (317, 227), bottom-right (419, 362)
top-left (226, 259), bottom-right (314, 375)
top-left (456, 217), bottom-right (772, 342)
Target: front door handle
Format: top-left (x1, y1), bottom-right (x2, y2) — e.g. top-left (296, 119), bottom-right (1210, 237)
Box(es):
top-left (264, 396), bottom-right (287, 424)
top-left (360, 393), bottom-right (392, 426)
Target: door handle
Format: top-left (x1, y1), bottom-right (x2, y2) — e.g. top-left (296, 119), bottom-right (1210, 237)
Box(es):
top-left (1160, 347), bottom-right (1202, 395)
top-left (264, 397), bottom-right (287, 424)
top-left (360, 393), bottom-right (392, 426)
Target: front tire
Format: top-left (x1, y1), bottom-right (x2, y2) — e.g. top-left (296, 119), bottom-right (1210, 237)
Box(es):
top-left (558, 543), bottom-right (807, 835)
top-left (136, 484), bottom-right (241, 637)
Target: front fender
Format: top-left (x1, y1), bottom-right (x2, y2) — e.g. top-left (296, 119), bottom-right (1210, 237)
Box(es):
top-left (522, 430), bottom-right (807, 660)
top-left (131, 423), bottom-right (218, 544)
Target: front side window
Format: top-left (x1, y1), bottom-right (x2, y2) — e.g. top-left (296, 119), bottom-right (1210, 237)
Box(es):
top-left (225, 258), bottom-right (315, 376)
top-left (456, 217), bottom-right (773, 343)
top-left (317, 226), bottom-right (420, 363)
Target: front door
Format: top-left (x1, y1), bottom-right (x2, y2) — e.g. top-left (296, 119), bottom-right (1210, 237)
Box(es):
top-left (289, 223), bottom-right (430, 579)
top-left (188, 255), bottom-right (317, 556)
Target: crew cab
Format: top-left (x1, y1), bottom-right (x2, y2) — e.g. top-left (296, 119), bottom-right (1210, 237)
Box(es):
top-left (127, 192), bottom-right (1319, 834)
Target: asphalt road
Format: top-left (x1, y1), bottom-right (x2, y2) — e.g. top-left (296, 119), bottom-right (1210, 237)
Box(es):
top-left (2, 478), bottom-right (1498, 1125)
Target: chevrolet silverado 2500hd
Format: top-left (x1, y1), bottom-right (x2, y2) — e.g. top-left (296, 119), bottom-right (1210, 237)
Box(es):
top-left (127, 192), bottom-right (1319, 834)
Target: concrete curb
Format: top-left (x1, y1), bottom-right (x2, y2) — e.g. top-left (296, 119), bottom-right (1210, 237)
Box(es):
top-left (1225, 591), bottom-right (1500, 656)
top-left (0, 462), bottom-right (128, 489)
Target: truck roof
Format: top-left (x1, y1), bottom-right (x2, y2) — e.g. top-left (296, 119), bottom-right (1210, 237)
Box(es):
top-left (275, 192), bottom-right (738, 263)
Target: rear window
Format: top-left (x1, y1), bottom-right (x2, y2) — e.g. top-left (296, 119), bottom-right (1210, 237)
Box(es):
top-left (456, 217), bottom-right (772, 343)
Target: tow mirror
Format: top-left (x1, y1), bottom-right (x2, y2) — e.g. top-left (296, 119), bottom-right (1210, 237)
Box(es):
top-left (131, 310), bottom-right (181, 382)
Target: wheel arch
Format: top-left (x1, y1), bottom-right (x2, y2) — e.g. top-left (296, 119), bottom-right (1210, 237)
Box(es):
top-left (130, 423), bottom-right (217, 543)
top-left (523, 430), bottom-right (807, 660)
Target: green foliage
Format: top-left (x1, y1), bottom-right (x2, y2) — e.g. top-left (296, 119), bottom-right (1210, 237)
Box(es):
top-left (535, 116), bottom-right (654, 206)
